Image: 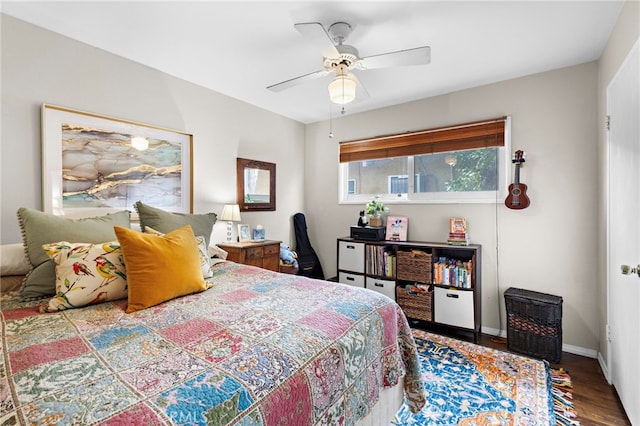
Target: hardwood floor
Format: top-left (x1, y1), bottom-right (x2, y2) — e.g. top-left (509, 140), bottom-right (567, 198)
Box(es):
top-left (418, 325), bottom-right (631, 425)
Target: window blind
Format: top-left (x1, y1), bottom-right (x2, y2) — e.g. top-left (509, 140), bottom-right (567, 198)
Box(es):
top-left (339, 116), bottom-right (507, 163)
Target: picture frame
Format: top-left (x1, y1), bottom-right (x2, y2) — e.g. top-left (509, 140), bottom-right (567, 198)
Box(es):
top-left (449, 217), bottom-right (467, 234)
top-left (386, 215), bottom-right (408, 241)
top-left (237, 157), bottom-right (276, 212)
top-left (238, 224), bottom-right (251, 242)
top-left (252, 228), bottom-right (265, 241)
top-left (42, 104), bottom-right (193, 218)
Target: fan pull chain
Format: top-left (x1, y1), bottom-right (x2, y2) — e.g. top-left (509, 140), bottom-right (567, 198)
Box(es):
top-left (341, 74), bottom-right (347, 115)
top-left (329, 99), bottom-right (334, 138)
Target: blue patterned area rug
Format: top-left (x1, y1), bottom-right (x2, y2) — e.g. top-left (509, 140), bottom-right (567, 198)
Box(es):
top-left (393, 329), bottom-right (579, 425)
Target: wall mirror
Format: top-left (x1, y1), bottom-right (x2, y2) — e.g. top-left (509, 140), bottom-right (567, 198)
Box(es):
top-left (237, 157), bottom-right (276, 211)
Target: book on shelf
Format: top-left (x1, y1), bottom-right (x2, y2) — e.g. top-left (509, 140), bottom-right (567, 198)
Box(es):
top-left (366, 245), bottom-right (396, 278)
top-left (449, 217), bottom-right (467, 233)
top-left (448, 217), bottom-right (469, 245)
top-left (432, 256), bottom-right (473, 288)
top-left (447, 238), bottom-right (470, 246)
top-left (448, 232), bottom-right (468, 239)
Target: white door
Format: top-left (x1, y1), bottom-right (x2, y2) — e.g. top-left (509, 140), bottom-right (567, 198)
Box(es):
top-left (607, 38), bottom-right (640, 425)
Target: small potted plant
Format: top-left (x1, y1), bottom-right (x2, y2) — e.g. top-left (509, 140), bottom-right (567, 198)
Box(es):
top-left (365, 195), bottom-right (388, 227)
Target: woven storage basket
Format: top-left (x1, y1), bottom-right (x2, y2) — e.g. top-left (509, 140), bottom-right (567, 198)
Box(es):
top-left (396, 286), bottom-right (433, 321)
top-left (397, 250), bottom-right (432, 283)
top-left (504, 287), bottom-right (563, 363)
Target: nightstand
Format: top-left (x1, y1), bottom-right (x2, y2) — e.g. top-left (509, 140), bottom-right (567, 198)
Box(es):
top-left (217, 240), bottom-right (281, 272)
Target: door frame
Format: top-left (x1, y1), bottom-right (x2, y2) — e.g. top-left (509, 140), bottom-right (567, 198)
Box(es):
top-left (605, 36), bottom-right (639, 415)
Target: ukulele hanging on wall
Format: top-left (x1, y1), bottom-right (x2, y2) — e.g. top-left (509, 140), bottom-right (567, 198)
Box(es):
top-left (505, 150), bottom-right (530, 210)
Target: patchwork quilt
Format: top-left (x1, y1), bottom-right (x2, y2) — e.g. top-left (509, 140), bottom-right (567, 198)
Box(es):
top-left (0, 262), bottom-right (425, 425)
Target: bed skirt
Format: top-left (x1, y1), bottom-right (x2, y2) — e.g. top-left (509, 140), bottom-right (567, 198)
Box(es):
top-left (356, 378), bottom-right (404, 425)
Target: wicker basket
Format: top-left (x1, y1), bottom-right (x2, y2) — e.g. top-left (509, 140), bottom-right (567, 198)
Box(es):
top-left (397, 250), bottom-right (432, 283)
top-left (279, 263), bottom-right (298, 275)
top-left (504, 287), bottom-right (563, 363)
top-left (396, 286), bottom-right (433, 321)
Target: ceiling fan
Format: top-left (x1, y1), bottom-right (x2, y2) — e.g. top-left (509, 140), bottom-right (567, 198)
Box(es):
top-left (267, 21), bottom-right (431, 106)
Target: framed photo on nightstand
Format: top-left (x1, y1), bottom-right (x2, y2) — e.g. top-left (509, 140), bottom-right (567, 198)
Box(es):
top-left (238, 224), bottom-right (250, 242)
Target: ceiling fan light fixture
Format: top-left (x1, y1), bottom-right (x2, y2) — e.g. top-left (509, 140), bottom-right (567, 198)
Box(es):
top-left (328, 74), bottom-right (356, 105)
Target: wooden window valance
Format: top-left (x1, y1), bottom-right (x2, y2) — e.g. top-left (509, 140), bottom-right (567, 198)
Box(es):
top-left (339, 116), bottom-right (508, 163)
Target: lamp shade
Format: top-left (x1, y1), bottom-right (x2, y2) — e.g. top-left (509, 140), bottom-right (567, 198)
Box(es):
top-left (220, 204), bottom-right (241, 222)
top-left (328, 74), bottom-right (357, 105)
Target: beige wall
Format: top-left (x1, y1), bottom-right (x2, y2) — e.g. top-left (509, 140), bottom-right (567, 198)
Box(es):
top-left (596, 0), bottom-right (639, 367)
top-left (0, 15), bottom-right (305, 246)
top-left (305, 62), bottom-right (600, 355)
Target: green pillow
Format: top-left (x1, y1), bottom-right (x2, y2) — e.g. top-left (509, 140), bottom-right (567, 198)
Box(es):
top-left (134, 201), bottom-right (217, 247)
top-left (17, 208), bottom-right (131, 300)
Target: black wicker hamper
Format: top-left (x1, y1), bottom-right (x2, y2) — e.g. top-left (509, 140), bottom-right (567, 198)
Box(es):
top-left (504, 287), bottom-right (563, 363)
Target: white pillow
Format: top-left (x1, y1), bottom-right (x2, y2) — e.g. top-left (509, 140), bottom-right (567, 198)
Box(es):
top-left (1, 243), bottom-right (31, 276)
top-left (208, 244), bottom-right (228, 260)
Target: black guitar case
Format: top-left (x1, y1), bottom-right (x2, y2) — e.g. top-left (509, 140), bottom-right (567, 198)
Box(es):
top-left (293, 213), bottom-right (325, 279)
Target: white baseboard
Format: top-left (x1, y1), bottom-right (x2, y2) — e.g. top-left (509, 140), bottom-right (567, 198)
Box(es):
top-left (481, 326), bottom-right (598, 359)
top-left (563, 343), bottom-right (598, 359)
top-left (597, 352), bottom-right (611, 383)
top-left (482, 326), bottom-right (506, 338)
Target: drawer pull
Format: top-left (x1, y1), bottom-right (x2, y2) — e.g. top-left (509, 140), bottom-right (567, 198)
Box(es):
top-left (346, 276), bottom-right (355, 281)
top-left (346, 245), bottom-right (355, 249)
top-left (446, 293), bottom-right (459, 299)
top-left (264, 246), bottom-right (279, 255)
top-left (374, 283), bottom-right (384, 287)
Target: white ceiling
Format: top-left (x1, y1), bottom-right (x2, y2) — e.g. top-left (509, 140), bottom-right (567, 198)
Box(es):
top-left (2, 1), bottom-right (624, 124)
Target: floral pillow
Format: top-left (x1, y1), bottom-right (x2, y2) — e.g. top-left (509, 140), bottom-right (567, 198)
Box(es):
top-left (40, 241), bottom-right (128, 312)
top-left (144, 227), bottom-right (213, 279)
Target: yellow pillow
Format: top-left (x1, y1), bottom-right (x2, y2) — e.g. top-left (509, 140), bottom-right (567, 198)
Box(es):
top-left (143, 226), bottom-right (213, 279)
top-left (114, 225), bottom-right (209, 313)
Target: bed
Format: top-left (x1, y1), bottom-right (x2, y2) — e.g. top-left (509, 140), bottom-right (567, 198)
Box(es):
top-left (1, 223), bottom-right (426, 425)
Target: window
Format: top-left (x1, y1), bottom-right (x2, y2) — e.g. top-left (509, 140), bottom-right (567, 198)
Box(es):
top-left (347, 179), bottom-right (356, 195)
top-left (388, 175), bottom-right (408, 194)
top-left (346, 158), bottom-right (407, 196)
top-left (339, 116), bottom-right (510, 204)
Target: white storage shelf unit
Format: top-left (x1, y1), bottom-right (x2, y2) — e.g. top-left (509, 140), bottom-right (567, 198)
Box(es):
top-left (337, 237), bottom-right (481, 341)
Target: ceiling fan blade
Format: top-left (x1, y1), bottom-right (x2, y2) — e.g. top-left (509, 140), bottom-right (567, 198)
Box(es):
top-left (359, 46), bottom-right (431, 70)
top-left (294, 22), bottom-right (340, 59)
top-left (266, 69), bottom-right (329, 92)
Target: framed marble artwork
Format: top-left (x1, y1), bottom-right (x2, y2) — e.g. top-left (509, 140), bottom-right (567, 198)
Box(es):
top-left (42, 104), bottom-right (193, 218)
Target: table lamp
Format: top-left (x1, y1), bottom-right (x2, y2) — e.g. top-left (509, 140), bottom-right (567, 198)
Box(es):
top-left (220, 204), bottom-right (241, 242)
